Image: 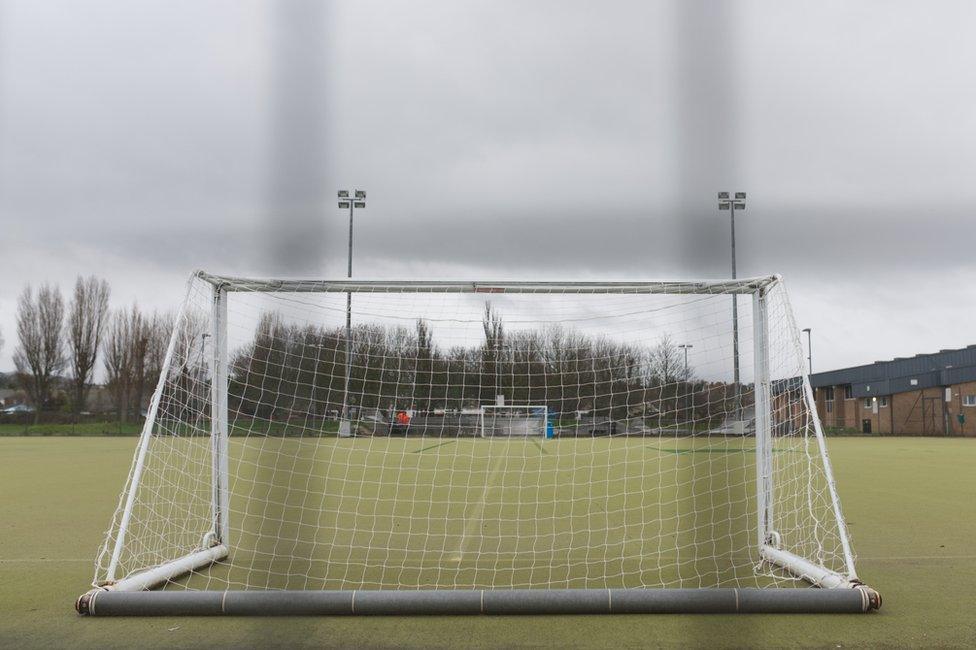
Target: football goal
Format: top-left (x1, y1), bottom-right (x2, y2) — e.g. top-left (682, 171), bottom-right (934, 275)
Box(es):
top-left (479, 405), bottom-right (549, 438)
top-left (76, 272), bottom-right (880, 616)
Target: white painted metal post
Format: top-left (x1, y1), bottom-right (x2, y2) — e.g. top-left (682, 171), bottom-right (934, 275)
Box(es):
top-left (753, 288), bottom-right (773, 549)
top-left (774, 278), bottom-right (858, 579)
top-left (105, 279), bottom-right (193, 582)
top-left (211, 287), bottom-right (230, 546)
top-left (800, 376), bottom-right (858, 579)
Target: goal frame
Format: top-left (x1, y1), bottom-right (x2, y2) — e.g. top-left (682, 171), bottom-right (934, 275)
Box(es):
top-left (479, 404), bottom-right (549, 438)
top-left (77, 272), bottom-right (880, 615)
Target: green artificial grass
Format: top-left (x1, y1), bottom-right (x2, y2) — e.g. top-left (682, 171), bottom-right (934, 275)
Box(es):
top-left (0, 421), bottom-right (144, 436)
top-left (0, 418), bottom-right (343, 437)
top-left (0, 437), bottom-right (974, 648)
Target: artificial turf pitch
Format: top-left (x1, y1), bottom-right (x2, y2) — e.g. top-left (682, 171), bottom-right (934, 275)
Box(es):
top-left (1, 437), bottom-right (973, 648)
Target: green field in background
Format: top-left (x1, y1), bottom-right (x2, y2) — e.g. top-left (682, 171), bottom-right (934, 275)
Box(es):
top-left (0, 418), bottom-right (343, 437)
top-left (0, 421), bottom-right (144, 436)
top-left (1, 437), bottom-right (974, 648)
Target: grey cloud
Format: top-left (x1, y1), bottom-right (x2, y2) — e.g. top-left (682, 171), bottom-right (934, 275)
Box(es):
top-left (0, 0), bottom-right (974, 373)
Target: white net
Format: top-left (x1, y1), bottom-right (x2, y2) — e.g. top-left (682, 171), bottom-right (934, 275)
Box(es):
top-left (93, 273), bottom-right (856, 591)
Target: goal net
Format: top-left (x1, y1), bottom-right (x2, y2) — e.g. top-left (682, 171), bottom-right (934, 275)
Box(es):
top-left (80, 272), bottom-right (878, 615)
top-left (480, 405), bottom-right (548, 438)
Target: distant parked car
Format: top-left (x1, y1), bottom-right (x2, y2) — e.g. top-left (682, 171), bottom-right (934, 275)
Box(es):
top-left (2, 404), bottom-right (35, 415)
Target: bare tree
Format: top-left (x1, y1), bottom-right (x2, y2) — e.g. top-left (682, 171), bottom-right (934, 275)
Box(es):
top-left (144, 311), bottom-right (175, 395)
top-left (414, 319), bottom-right (434, 412)
top-left (649, 333), bottom-right (682, 386)
top-left (481, 302), bottom-right (504, 404)
top-left (65, 276), bottom-right (111, 414)
top-left (129, 312), bottom-right (151, 417)
top-left (103, 306), bottom-right (141, 423)
top-left (13, 284), bottom-right (66, 420)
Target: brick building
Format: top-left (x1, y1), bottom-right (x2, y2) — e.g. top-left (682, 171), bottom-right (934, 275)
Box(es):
top-left (809, 345), bottom-right (976, 436)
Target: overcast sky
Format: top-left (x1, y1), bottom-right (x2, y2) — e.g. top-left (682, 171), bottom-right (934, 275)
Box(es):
top-left (0, 0), bottom-right (974, 375)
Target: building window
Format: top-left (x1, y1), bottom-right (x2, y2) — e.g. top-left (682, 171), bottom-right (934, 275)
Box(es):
top-left (863, 398), bottom-right (872, 409)
top-left (824, 387), bottom-right (834, 413)
top-left (844, 385), bottom-right (853, 400)
top-left (879, 396), bottom-right (889, 408)
top-left (964, 395), bottom-right (976, 407)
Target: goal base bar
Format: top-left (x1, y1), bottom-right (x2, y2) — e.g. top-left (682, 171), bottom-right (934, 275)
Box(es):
top-left (104, 545), bottom-right (229, 593)
top-left (78, 587), bottom-right (880, 616)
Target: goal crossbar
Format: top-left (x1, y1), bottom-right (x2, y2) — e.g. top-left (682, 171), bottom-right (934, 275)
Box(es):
top-left (194, 271), bottom-right (780, 295)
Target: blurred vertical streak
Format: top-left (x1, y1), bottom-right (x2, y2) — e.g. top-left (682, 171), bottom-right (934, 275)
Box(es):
top-left (266, 0), bottom-right (333, 274)
top-left (248, 4), bottom-right (336, 630)
top-left (673, 0), bottom-right (740, 276)
top-left (671, 2), bottom-right (757, 645)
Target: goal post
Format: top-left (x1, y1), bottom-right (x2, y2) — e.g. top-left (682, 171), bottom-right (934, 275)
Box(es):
top-left (753, 285), bottom-right (773, 551)
top-left (210, 285), bottom-right (230, 549)
top-left (78, 271), bottom-right (880, 616)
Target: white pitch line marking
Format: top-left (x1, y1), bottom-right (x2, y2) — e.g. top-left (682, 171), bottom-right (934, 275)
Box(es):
top-left (451, 445), bottom-right (508, 562)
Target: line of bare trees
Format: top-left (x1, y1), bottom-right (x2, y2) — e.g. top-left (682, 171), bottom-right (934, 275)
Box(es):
top-left (226, 303), bottom-right (737, 425)
top-left (8, 279), bottom-right (741, 429)
top-left (11, 276), bottom-right (173, 423)
top-left (102, 305), bottom-right (174, 424)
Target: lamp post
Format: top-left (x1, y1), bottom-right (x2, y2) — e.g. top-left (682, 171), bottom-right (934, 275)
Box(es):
top-left (337, 189), bottom-right (366, 436)
top-left (802, 328), bottom-right (812, 375)
top-left (678, 344), bottom-right (693, 380)
top-left (678, 343), bottom-right (694, 425)
top-left (718, 191), bottom-right (745, 417)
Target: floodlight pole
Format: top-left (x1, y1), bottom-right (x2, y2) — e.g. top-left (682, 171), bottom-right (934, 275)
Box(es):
top-left (338, 190), bottom-right (366, 436)
top-left (678, 344), bottom-right (693, 379)
top-left (718, 192), bottom-right (746, 419)
top-left (678, 343), bottom-right (693, 424)
top-left (802, 328), bottom-right (812, 375)
top-left (731, 201), bottom-right (739, 417)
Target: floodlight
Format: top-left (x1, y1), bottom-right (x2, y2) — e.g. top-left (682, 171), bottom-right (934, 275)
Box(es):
top-left (338, 201), bottom-right (350, 208)
top-left (354, 201), bottom-right (365, 208)
top-left (733, 202), bottom-right (745, 210)
top-left (718, 191), bottom-right (730, 200)
top-left (734, 192), bottom-right (746, 200)
top-left (338, 190), bottom-right (349, 198)
top-left (355, 190), bottom-right (366, 199)
top-left (719, 203), bottom-right (730, 210)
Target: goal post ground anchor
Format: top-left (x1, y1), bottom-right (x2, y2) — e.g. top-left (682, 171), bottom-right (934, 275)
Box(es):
top-left (77, 587), bottom-right (880, 616)
top-left (76, 540), bottom-right (882, 616)
top-left (77, 545), bottom-right (881, 616)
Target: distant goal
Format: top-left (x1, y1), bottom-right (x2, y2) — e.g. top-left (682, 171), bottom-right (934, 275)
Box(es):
top-left (479, 404), bottom-right (549, 438)
top-left (76, 272), bottom-right (880, 616)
